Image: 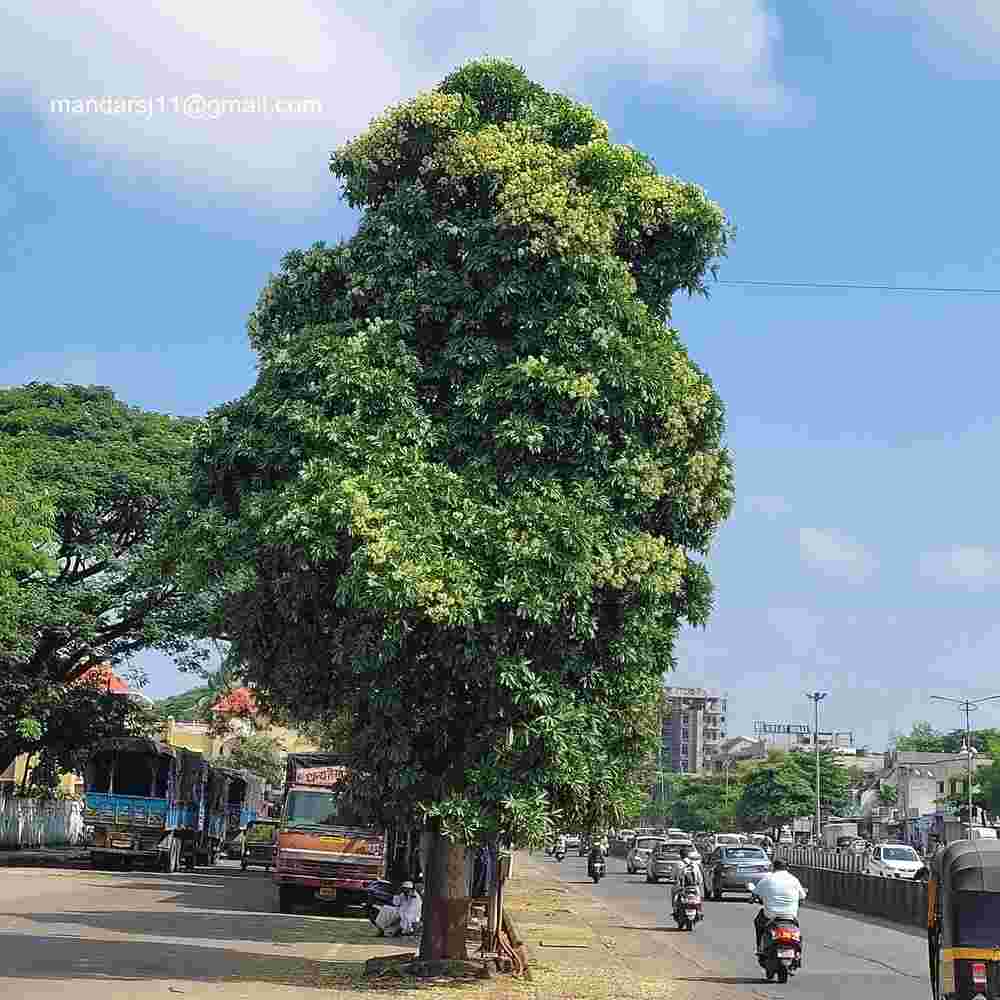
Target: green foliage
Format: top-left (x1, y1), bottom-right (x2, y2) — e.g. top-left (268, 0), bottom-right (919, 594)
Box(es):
top-left (0, 383), bottom-right (202, 774)
top-left (0, 443), bottom-right (56, 648)
top-left (154, 685), bottom-right (214, 722)
top-left (182, 59), bottom-right (732, 849)
top-left (782, 750), bottom-right (851, 815)
top-left (879, 783), bottom-right (897, 805)
top-left (223, 732), bottom-right (285, 787)
top-left (893, 721), bottom-right (952, 753)
top-left (736, 757), bottom-right (815, 831)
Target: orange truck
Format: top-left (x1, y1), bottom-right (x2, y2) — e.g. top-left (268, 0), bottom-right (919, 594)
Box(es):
top-left (273, 752), bottom-right (387, 913)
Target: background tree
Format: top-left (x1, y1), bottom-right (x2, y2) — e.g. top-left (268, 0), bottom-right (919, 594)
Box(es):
top-left (782, 749), bottom-right (851, 817)
top-left (0, 384), bottom-right (201, 775)
top-left (0, 443), bottom-right (55, 650)
top-left (892, 721), bottom-right (951, 753)
top-left (222, 732), bottom-right (285, 787)
top-left (183, 59), bottom-right (731, 960)
top-left (154, 685), bottom-right (214, 722)
top-left (736, 758), bottom-right (814, 836)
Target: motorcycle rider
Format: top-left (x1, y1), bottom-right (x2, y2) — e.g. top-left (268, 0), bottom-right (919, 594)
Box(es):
top-left (671, 845), bottom-right (705, 914)
top-left (751, 859), bottom-right (807, 953)
top-left (588, 834), bottom-right (608, 877)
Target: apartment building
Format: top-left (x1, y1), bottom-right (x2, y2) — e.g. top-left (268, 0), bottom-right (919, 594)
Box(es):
top-left (661, 687), bottom-right (728, 773)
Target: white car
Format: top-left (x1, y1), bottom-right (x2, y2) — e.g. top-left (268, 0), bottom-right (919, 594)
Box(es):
top-left (868, 843), bottom-right (922, 879)
top-left (626, 836), bottom-right (667, 874)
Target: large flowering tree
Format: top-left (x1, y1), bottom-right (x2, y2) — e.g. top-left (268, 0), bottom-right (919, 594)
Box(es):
top-left (183, 59), bottom-right (733, 959)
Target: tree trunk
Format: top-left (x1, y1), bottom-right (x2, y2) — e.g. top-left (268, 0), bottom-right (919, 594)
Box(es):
top-left (419, 822), bottom-right (469, 961)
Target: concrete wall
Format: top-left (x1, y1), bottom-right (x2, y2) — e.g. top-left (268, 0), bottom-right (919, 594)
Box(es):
top-left (788, 864), bottom-right (927, 929)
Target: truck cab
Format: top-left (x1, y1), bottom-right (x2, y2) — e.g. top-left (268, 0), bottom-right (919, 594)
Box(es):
top-left (273, 754), bottom-right (386, 913)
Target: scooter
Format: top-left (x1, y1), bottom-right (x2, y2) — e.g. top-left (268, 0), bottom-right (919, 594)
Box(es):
top-left (554, 848), bottom-right (566, 861)
top-left (748, 883), bottom-right (802, 984)
top-left (588, 856), bottom-right (606, 883)
top-left (363, 878), bottom-right (396, 926)
top-left (672, 884), bottom-right (703, 931)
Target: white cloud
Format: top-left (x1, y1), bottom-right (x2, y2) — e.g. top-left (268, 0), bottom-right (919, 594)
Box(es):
top-left (798, 527), bottom-right (878, 584)
top-left (0, 1), bottom-right (793, 202)
top-left (919, 546), bottom-right (1000, 587)
top-left (866, 1), bottom-right (1000, 73)
top-left (744, 494), bottom-right (791, 518)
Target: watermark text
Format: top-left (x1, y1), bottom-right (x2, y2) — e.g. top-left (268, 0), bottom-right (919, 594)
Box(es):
top-left (49, 95), bottom-right (323, 120)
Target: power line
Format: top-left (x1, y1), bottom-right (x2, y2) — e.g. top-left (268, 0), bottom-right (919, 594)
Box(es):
top-left (716, 279), bottom-right (1000, 295)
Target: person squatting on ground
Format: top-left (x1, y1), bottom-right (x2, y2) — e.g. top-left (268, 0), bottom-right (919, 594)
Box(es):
top-left (375, 880), bottom-right (422, 936)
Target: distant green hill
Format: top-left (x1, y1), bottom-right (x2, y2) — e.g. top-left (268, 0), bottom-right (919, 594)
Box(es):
top-left (154, 685), bottom-right (213, 722)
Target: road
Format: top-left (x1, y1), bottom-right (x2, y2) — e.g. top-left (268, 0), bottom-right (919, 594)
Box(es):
top-left (544, 853), bottom-right (928, 999)
top-left (0, 858), bottom-right (411, 1000)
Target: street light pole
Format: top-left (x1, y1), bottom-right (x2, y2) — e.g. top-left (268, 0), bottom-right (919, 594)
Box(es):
top-left (806, 692), bottom-right (828, 844)
top-left (931, 693), bottom-right (1000, 839)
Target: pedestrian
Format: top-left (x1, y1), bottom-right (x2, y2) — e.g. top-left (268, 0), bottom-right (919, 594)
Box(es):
top-left (375, 880), bottom-right (422, 937)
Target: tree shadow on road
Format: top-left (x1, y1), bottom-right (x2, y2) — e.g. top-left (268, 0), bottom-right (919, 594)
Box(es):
top-left (2, 908), bottom-right (377, 947)
top-left (0, 934), bottom-right (481, 992)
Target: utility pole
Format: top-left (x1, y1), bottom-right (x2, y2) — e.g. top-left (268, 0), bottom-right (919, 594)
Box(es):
top-left (931, 693), bottom-right (1000, 839)
top-left (806, 692), bottom-right (828, 844)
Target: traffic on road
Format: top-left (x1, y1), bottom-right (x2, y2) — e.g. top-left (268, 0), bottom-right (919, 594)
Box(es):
top-left (541, 845), bottom-right (927, 998)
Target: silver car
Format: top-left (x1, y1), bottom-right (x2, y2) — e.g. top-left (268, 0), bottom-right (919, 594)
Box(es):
top-left (646, 840), bottom-right (696, 883)
top-left (626, 835), bottom-right (667, 874)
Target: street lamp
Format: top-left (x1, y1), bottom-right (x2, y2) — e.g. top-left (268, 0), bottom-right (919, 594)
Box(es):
top-left (806, 692), bottom-right (828, 844)
top-left (930, 693), bottom-right (1000, 839)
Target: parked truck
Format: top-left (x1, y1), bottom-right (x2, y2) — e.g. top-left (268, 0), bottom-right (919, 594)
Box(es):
top-left (272, 753), bottom-right (388, 914)
top-left (822, 821), bottom-right (859, 850)
top-left (216, 766), bottom-right (265, 857)
top-left (85, 737), bottom-right (203, 872)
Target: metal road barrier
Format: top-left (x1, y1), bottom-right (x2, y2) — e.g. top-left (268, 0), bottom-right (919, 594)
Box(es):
top-left (774, 845), bottom-right (867, 873)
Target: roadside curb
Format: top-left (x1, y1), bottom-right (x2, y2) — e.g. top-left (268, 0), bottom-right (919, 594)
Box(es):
top-left (0, 849), bottom-right (90, 867)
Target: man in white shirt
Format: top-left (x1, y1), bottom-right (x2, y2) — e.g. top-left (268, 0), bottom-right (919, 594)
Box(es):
top-left (375, 880), bottom-right (423, 936)
top-left (751, 860), bottom-right (807, 952)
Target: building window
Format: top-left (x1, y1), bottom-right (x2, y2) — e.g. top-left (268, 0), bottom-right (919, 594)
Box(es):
top-left (937, 781), bottom-right (945, 795)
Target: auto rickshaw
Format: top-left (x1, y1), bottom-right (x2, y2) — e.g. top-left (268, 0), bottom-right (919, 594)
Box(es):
top-left (928, 839), bottom-right (1000, 999)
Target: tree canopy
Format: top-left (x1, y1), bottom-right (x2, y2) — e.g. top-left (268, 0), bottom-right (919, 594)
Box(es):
top-left (221, 732), bottom-right (285, 787)
top-left (182, 59), bottom-right (732, 955)
top-left (0, 383), bottom-right (201, 774)
top-left (736, 758), bottom-right (815, 833)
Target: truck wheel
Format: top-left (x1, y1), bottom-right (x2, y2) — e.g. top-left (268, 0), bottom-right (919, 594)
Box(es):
top-left (277, 887), bottom-right (298, 913)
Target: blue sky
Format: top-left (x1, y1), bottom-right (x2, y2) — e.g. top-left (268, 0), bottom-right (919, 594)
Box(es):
top-left (3, 2), bottom-right (999, 749)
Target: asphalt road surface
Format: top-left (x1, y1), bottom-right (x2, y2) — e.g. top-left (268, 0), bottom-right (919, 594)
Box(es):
top-left (0, 858), bottom-right (408, 1000)
top-left (548, 853), bottom-right (928, 999)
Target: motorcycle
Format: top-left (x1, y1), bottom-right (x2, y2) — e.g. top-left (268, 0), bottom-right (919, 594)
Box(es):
top-left (363, 878), bottom-right (396, 926)
top-left (672, 884), bottom-right (703, 931)
top-left (748, 883), bottom-right (802, 984)
top-left (588, 856), bottom-right (606, 883)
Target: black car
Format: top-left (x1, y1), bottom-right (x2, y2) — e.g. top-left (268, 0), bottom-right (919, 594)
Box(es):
top-left (703, 845), bottom-right (772, 900)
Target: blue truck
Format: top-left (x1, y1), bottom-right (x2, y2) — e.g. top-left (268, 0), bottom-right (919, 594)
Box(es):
top-left (84, 737), bottom-right (202, 871)
top-left (215, 766), bottom-right (266, 857)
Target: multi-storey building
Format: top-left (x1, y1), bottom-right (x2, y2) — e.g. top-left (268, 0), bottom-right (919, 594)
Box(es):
top-left (661, 687), bottom-right (728, 773)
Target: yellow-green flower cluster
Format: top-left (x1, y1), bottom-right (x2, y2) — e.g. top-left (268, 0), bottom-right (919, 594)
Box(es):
top-left (509, 355), bottom-right (601, 402)
top-left (436, 125), bottom-right (615, 255)
top-left (659, 351), bottom-right (715, 449)
top-left (593, 533), bottom-right (687, 596)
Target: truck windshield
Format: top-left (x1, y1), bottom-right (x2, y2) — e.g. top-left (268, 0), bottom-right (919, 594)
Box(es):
top-left (284, 789), bottom-right (367, 830)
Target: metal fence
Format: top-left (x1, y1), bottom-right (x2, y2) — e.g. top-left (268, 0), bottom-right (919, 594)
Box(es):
top-left (774, 845), bottom-right (866, 873)
top-left (0, 798), bottom-right (84, 849)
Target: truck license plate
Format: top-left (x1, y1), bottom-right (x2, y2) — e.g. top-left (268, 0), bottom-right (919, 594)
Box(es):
top-left (777, 949), bottom-right (796, 958)
top-left (318, 887), bottom-right (338, 899)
